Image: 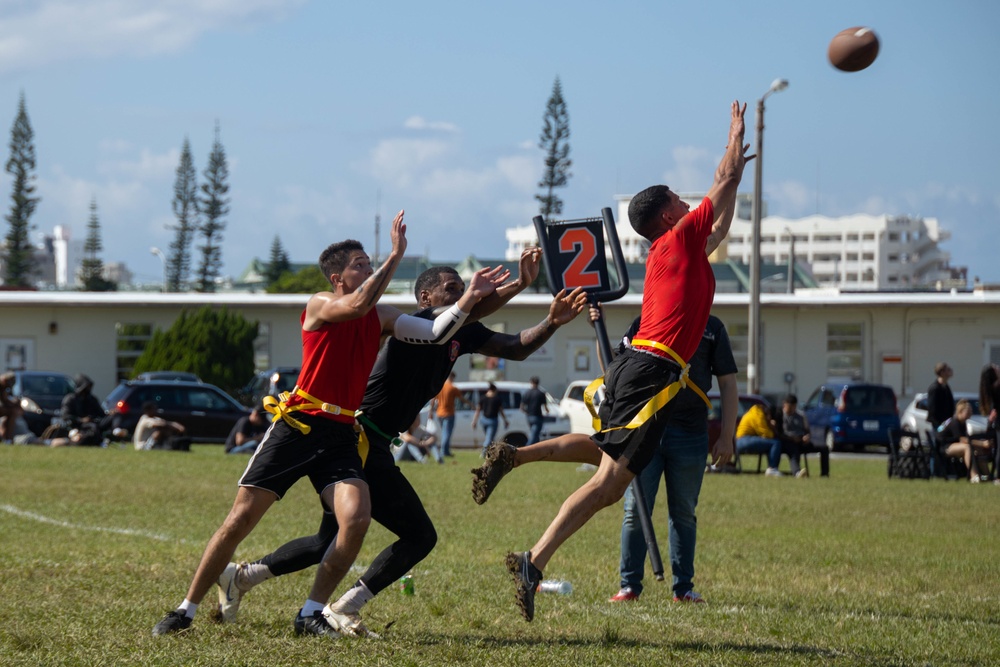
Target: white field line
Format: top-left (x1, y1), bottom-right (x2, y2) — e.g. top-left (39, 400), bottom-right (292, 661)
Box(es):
top-left (1, 504), bottom-right (188, 543)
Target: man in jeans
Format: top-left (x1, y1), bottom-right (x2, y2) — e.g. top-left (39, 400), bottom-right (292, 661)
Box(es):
top-left (431, 372), bottom-right (467, 458)
top-left (520, 377), bottom-right (548, 445)
top-left (612, 315), bottom-right (737, 603)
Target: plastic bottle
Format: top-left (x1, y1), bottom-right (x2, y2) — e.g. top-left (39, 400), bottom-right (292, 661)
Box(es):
top-left (536, 580), bottom-right (573, 594)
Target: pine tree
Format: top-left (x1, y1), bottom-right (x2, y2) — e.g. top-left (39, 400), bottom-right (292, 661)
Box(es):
top-left (264, 235), bottom-right (291, 285)
top-left (195, 122), bottom-right (230, 293)
top-left (3, 92), bottom-right (40, 287)
top-left (79, 197), bottom-right (115, 291)
top-left (167, 138), bottom-right (198, 292)
top-left (536, 76), bottom-right (572, 222)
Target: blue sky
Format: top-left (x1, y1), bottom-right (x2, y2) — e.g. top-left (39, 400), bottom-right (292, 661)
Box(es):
top-left (2, 0), bottom-right (998, 285)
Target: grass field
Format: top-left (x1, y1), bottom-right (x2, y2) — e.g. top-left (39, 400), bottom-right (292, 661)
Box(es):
top-left (2, 444), bottom-right (998, 666)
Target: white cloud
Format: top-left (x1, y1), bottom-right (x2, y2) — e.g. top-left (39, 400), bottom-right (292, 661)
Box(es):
top-left (403, 116), bottom-right (460, 133)
top-left (662, 146), bottom-right (715, 192)
top-left (0, 0), bottom-right (307, 74)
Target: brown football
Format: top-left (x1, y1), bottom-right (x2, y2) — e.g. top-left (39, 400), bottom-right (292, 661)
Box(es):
top-left (828, 26), bottom-right (880, 72)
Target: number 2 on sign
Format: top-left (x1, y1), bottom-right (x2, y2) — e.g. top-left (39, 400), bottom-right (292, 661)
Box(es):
top-left (558, 227), bottom-right (602, 289)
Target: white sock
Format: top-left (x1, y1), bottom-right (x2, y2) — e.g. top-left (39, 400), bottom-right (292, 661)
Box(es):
top-left (178, 600), bottom-right (198, 619)
top-left (330, 580), bottom-right (374, 615)
top-left (300, 599), bottom-right (325, 617)
top-left (241, 562), bottom-right (274, 589)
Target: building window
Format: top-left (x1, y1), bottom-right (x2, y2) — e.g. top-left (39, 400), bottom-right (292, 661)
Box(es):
top-left (888, 232), bottom-right (900, 242)
top-left (847, 233), bottom-right (859, 241)
top-left (863, 252), bottom-right (874, 260)
top-left (888, 254), bottom-right (898, 262)
top-left (827, 323), bottom-right (863, 380)
top-left (254, 322), bottom-right (271, 370)
top-left (115, 322), bottom-right (152, 381)
top-left (863, 233), bottom-right (875, 241)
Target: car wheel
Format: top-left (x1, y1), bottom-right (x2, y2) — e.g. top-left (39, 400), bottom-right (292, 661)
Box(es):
top-left (825, 429), bottom-right (838, 452)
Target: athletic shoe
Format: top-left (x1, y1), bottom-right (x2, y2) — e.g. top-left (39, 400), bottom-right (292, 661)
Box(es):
top-left (765, 468), bottom-right (784, 477)
top-left (609, 587), bottom-right (639, 602)
top-left (293, 610), bottom-right (342, 638)
top-left (970, 475), bottom-right (981, 484)
top-left (324, 607), bottom-right (380, 639)
top-left (216, 562), bottom-right (250, 623)
top-left (795, 469), bottom-right (809, 479)
top-left (673, 590), bottom-right (707, 604)
top-left (472, 439), bottom-right (517, 505)
top-left (152, 610), bottom-right (192, 636)
top-left (505, 551), bottom-right (542, 622)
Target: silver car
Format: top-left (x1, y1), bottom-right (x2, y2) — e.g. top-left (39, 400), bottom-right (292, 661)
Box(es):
top-left (900, 391), bottom-right (987, 440)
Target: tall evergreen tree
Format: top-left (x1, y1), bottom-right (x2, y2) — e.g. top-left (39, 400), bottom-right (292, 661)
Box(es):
top-left (167, 138), bottom-right (198, 292)
top-left (195, 122), bottom-right (230, 293)
top-left (264, 235), bottom-right (291, 286)
top-left (79, 197), bottom-right (115, 291)
top-left (3, 92), bottom-right (40, 287)
top-left (536, 76), bottom-right (572, 222)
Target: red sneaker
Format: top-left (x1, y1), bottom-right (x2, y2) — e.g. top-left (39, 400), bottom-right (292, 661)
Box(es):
top-left (673, 590), bottom-right (706, 604)
top-left (609, 587), bottom-right (639, 602)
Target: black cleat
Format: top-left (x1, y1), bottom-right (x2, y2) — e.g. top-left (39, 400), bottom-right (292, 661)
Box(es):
top-left (472, 439), bottom-right (516, 505)
top-left (505, 551), bottom-right (542, 622)
top-left (152, 610), bottom-right (192, 636)
top-left (293, 610), bottom-right (342, 638)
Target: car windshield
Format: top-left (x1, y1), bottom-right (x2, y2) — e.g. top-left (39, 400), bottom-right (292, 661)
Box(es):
top-left (21, 374), bottom-right (74, 397)
top-left (844, 386), bottom-right (896, 413)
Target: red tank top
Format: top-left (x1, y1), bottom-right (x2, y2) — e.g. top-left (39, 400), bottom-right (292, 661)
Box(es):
top-left (287, 308), bottom-right (382, 423)
top-left (633, 197), bottom-right (716, 363)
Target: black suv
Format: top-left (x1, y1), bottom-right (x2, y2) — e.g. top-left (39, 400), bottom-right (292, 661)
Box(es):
top-left (237, 367), bottom-right (300, 408)
top-left (103, 381), bottom-right (249, 443)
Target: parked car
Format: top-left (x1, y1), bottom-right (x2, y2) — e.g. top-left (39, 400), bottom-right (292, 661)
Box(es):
top-left (237, 366), bottom-right (300, 408)
top-left (134, 371), bottom-right (202, 383)
top-left (11, 370), bottom-right (76, 436)
top-left (900, 391), bottom-right (988, 440)
top-left (559, 380), bottom-right (605, 435)
top-left (420, 380), bottom-right (571, 449)
top-left (707, 392), bottom-right (770, 446)
top-left (102, 380), bottom-right (249, 443)
top-left (803, 382), bottom-right (900, 451)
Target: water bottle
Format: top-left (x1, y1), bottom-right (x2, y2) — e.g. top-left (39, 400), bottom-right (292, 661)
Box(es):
top-left (537, 580), bottom-right (573, 594)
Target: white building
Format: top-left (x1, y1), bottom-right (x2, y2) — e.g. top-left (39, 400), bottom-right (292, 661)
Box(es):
top-left (726, 213), bottom-right (966, 290)
top-left (506, 194), bottom-right (966, 291)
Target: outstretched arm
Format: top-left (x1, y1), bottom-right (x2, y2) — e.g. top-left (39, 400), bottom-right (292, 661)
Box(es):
top-left (474, 287), bottom-right (587, 361)
top-left (704, 101), bottom-right (752, 246)
top-left (306, 210), bottom-right (408, 327)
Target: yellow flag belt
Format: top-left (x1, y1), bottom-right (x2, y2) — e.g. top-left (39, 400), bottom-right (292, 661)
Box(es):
top-left (582, 339), bottom-right (712, 434)
top-left (262, 386), bottom-right (369, 464)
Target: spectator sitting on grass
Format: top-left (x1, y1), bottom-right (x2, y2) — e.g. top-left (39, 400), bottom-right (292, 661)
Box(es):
top-left (224, 406), bottom-right (269, 455)
top-left (133, 401), bottom-right (186, 451)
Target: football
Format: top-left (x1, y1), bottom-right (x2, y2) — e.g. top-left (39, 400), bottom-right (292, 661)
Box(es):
top-left (827, 26), bottom-right (880, 72)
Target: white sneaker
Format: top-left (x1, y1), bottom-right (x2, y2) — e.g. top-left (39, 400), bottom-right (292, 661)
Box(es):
top-left (765, 468), bottom-right (784, 477)
top-left (217, 562), bottom-right (251, 623)
top-left (324, 607), bottom-right (380, 639)
top-left (795, 469), bottom-right (809, 479)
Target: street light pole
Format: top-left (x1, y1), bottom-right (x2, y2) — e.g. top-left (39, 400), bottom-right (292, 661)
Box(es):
top-left (150, 247), bottom-right (166, 292)
top-left (748, 78), bottom-right (788, 395)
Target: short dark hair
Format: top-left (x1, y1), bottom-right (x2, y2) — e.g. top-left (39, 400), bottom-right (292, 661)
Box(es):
top-left (530, 376), bottom-right (540, 385)
top-left (628, 185), bottom-right (672, 238)
top-left (783, 394), bottom-right (798, 405)
top-left (318, 240), bottom-right (365, 285)
top-left (141, 401), bottom-right (157, 414)
top-left (414, 266), bottom-right (460, 301)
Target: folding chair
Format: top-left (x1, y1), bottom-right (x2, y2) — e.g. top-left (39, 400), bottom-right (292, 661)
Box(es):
top-left (887, 427), bottom-right (931, 480)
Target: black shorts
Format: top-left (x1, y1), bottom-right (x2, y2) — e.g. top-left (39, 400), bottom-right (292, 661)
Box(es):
top-left (239, 414), bottom-right (365, 502)
top-left (592, 348), bottom-right (682, 475)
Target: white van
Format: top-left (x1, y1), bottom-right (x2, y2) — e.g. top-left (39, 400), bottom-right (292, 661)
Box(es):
top-left (559, 380), bottom-right (605, 435)
top-left (421, 380), bottom-right (571, 449)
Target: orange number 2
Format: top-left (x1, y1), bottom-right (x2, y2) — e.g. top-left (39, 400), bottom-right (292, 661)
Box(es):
top-left (558, 227), bottom-right (602, 289)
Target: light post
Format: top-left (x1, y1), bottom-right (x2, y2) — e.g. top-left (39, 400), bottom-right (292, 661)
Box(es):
top-left (150, 247), bottom-right (166, 292)
top-left (785, 227), bottom-right (796, 294)
top-left (748, 78), bottom-right (788, 395)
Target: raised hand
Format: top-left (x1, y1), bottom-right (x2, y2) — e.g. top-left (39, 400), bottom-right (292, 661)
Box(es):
top-left (389, 210), bottom-right (407, 257)
top-left (467, 266), bottom-right (507, 300)
top-left (549, 287), bottom-right (588, 326)
top-left (517, 247), bottom-right (543, 287)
